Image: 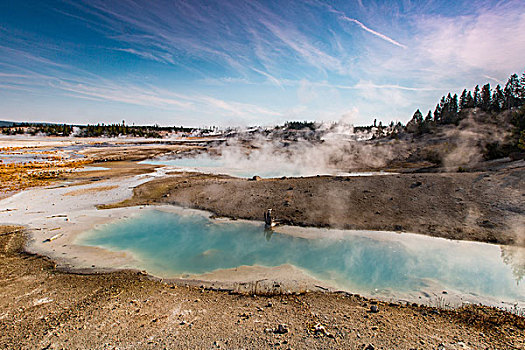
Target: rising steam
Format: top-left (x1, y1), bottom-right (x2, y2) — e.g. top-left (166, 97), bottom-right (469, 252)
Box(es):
top-left (208, 129), bottom-right (404, 177)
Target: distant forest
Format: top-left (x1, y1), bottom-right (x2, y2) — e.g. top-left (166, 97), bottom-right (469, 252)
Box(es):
top-left (405, 72), bottom-right (525, 155)
top-left (1, 73), bottom-right (524, 153)
top-left (1, 122), bottom-right (195, 138)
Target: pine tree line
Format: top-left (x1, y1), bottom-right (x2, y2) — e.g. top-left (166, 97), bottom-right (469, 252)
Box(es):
top-left (406, 72), bottom-right (525, 154)
top-left (408, 72), bottom-right (525, 133)
top-left (1, 122), bottom-right (195, 137)
top-left (1, 124), bottom-right (74, 136)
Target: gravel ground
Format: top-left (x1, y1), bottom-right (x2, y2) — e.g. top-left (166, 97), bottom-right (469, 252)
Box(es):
top-left (1, 143), bottom-right (524, 349)
top-left (1, 226), bottom-right (524, 350)
top-left (110, 164), bottom-right (525, 246)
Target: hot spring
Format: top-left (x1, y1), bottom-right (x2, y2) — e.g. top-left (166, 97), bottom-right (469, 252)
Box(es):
top-left (141, 154), bottom-right (393, 178)
top-left (77, 208), bottom-right (525, 307)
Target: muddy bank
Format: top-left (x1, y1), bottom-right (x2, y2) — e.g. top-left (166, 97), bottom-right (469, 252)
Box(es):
top-left (106, 165), bottom-right (525, 246)
top-left (1, 226), bottom-right (523, 349)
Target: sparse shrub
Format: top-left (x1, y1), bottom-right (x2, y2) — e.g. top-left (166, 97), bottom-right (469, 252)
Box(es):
top-left (484, 141), bottom-right (513, 160)
top-left (423, 149), bottom-right (442, 166)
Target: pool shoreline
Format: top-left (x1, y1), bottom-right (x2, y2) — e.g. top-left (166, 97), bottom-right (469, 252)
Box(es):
top-left (76, 206), bottom-right (525, 309)
top-left (0, 167), bottom-right (523, 310)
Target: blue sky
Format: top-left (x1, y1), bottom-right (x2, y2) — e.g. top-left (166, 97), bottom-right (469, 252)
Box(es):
top-left (0, 0), bottom-right (524, 127)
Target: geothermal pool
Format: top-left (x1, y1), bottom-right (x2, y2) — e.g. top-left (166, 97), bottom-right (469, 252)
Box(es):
top-left (78, 209), bottom-right (525, 305)
top-left (141, 154), bottom-right (393, 178)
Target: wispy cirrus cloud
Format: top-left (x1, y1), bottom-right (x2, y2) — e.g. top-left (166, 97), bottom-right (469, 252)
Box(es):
top-left (1, 0), bottom-right (524, 126)
top-left (112, 48), bottom-right (175, 65)
top-left (51, 80), bottom-right (194, 109)
top-left (197, 95), bottom-right (282, 118)
top-left (338, 16), bottom-right (406, 49)
top-left (344, 0), bottom-right (525, 118)
top-left (415, 1), bottom-right (525, 77)
top-left (64, 0), bottom-right (251, 73)
top-left (65, 0), bottom-right (352, 77)
top-left (0, 44), bottom-right (71, 70)
top-left (257, 19), bottom-right (344, 75)
top-left (59, 0), bottom-right (414, 88)
top-left (305, 0), bottom-right (406, 48)
top-left (322, 5), bottom-right (407, 49)
top-left (250, 68), bottom-right (283, 88)
top-left (0, 48), bottom-right (282, 124)
top-left (53, 76), bottom-right (282, 120)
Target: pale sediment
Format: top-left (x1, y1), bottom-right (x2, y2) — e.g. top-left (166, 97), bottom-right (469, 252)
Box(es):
top-left (0, 162), bottom-right (524, 349)
top-left (1, 166), bottom-right (523, 310)
top-left (0, 169), bottom-right (327, 293)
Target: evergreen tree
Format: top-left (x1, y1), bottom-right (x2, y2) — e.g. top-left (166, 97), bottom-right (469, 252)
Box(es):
top-left (440, 93), bottom-right (458, 124)
top-left (480, 83), bottom-right (492, 111)
top-left (406, 109), bottom-right (424, 134)
top-left (491, 85), bottom-right (504, 112)
top-left (519, 73), bottom-right (525, 100)
top-left (459, 89), bottom-right (468, 110)
top-left (465, 91), bottom-right (474, 108)
top-left (418, 110), bottom-right (433, 134)
top-left (424, 110), bottom-right (433, 123)
top-left (434, 96), bottom-right (446, 124)
top-left (451, 93), bottom-right (459, 114)
top-left (451, 93), bottom-right (459, 123)
top-left (504, 74), bottom-right (521, 109)
top-left (412, 109), bottom-right (423, 124)
top-left (473, 85), bottom-right (481, 107)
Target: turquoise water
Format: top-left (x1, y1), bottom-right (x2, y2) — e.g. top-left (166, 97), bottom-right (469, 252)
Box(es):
top-left (79, 210), bottom-right (525, 303)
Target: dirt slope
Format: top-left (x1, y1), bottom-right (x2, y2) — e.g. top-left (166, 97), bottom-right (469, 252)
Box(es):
top-left (110, 165), bottom-right (525, 245)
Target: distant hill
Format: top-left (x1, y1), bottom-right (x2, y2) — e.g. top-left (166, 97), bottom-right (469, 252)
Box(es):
top-left (0, 121), bottom-right (15, 127)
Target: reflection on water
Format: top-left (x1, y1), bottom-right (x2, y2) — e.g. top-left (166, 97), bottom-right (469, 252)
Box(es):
top-left (501, 246), bottom-right (525, 285)
top-left (79, 210), bottom-right (525, 304)
top-left (264, 227), bottom-right (274, 241)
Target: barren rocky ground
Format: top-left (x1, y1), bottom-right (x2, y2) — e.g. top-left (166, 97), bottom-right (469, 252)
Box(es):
top-left (1, 142), bottom-right (524, 349)
top-left (1, 226), bottom-right (524, 350)
top-left (110, 163), bottom-right (525, 246)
